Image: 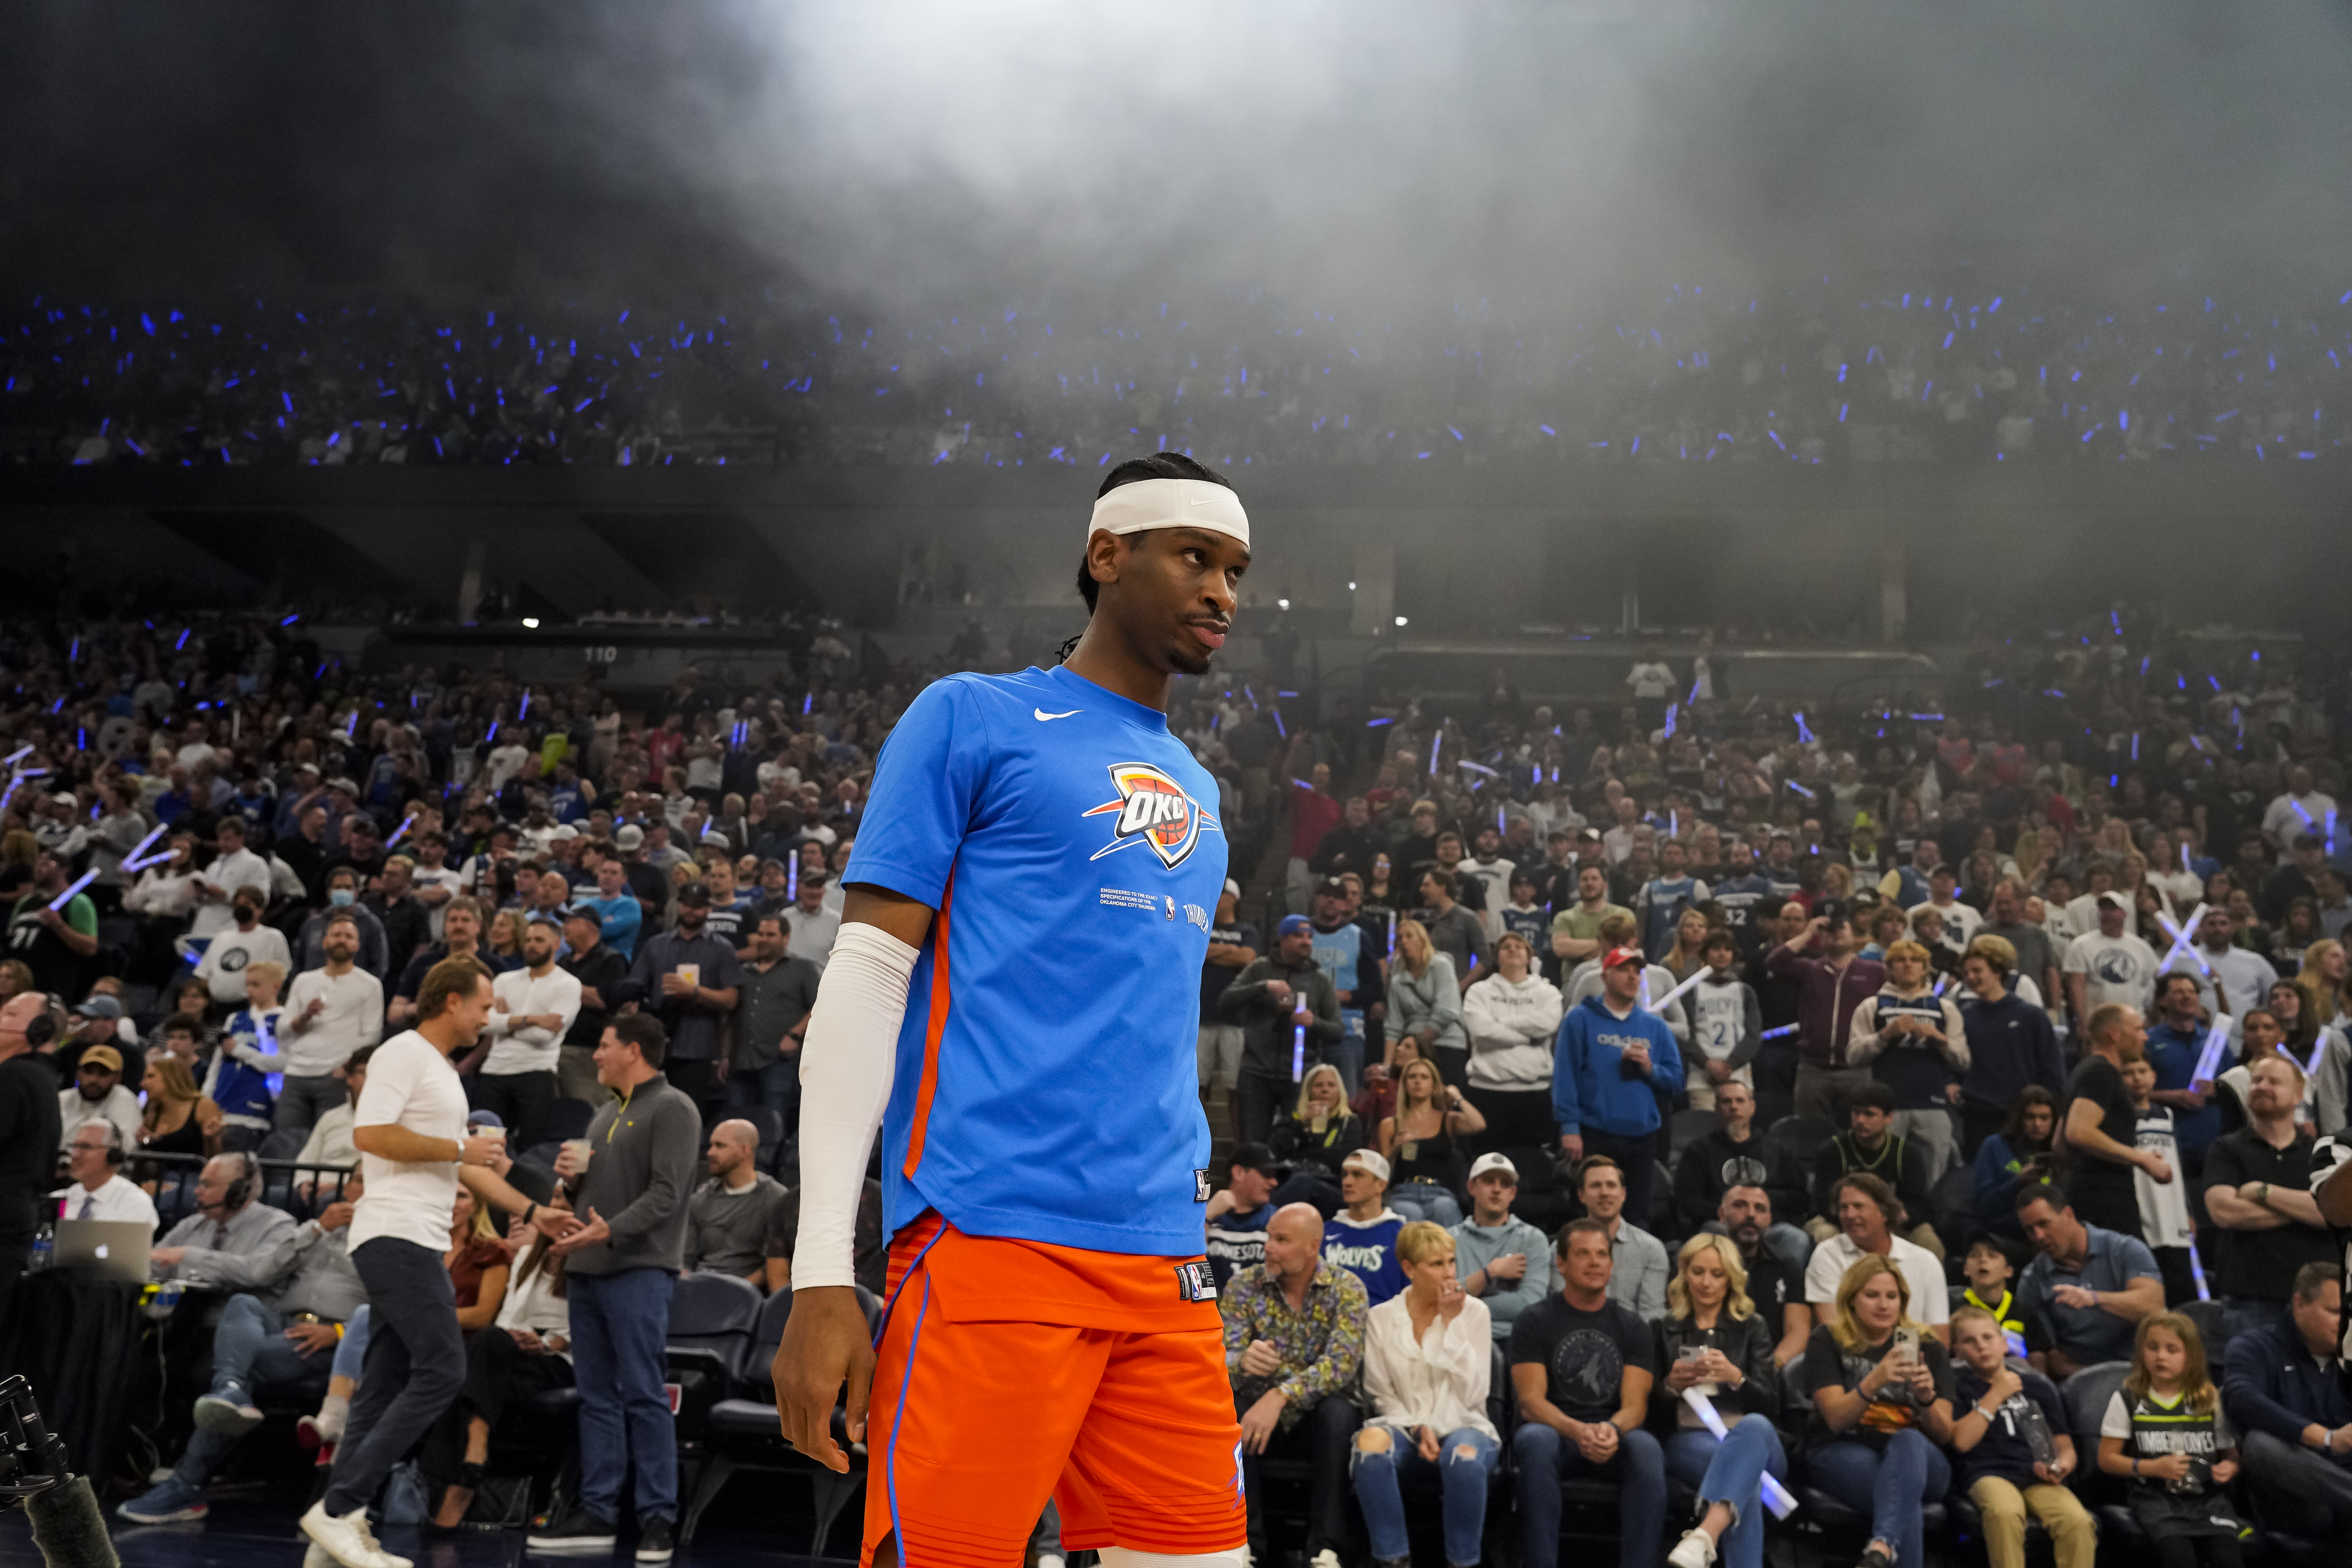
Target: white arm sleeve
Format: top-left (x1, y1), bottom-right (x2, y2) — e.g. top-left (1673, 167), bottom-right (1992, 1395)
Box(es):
top-left (791, 919), bottom-right (921, 1291)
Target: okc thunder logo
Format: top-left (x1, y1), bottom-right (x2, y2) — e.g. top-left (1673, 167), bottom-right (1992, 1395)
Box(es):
top-left (1082, 762), bottom-right (1219, 868)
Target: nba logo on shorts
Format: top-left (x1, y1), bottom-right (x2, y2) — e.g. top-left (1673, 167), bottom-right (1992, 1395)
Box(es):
top-left (1174, 1260), bottom-right (1217, 1302)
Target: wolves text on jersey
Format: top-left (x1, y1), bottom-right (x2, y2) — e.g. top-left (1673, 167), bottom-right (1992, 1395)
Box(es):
top-left (1082, 762), bottom-right (1220, 869)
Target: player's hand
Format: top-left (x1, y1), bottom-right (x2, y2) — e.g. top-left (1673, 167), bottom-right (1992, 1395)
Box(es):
top-left (1985, 1367), bottom-right (2023, 1405)
top-left (1264, 980), bottom-right (1293, 1007)
top-left (284, 1322), bottom-right (340, 1355)
top-left (1417, 1426), bottom-right (1442, 1463)
top-left (1487, 1251), bottom-right (1527, 1282)
top-left (2053, 1284), bottom-right (2097, 1310)
top-left (2210, 1456), bottom-right (2237, 1485)
top-left (2140, 1153), bottom-right (2173, 1185)
top-left (1438, 1280), bottom-right (1467, 1322)
top-left (1240, 1338), bottom-right (1283, 1379)
top-left (2140, 1452), bottom-right (2191, 1483)
top-left (774, 1286), bottom-right (876, 1474)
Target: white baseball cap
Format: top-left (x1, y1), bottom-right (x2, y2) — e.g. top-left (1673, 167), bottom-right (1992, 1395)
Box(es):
top-left (1342, 1148), bottom-right (1391, 1184)
top-left (1467, 1152), bottom-right (1520, 1183)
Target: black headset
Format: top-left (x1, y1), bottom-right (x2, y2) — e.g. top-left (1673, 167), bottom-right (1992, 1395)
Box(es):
top-left (96, 1121), bottom-right (126, 1167)
top-left (21, 991), bottom-right (53, 1049)
top-left (214, 1150), bottom-right (259, 1212)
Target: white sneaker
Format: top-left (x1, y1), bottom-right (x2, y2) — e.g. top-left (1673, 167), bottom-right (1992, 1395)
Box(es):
top-left (1668, 1527), bottom-right (1719, 1568)
top-left (1037, 1555), bottom-right (1065, 1568)
top-left (1310, 1551), bottom-right (1343, 1568)
top-left (305, 1545), bottom-right (337, 1568)
top-left (300, 1501), bottom-right (413, 1568)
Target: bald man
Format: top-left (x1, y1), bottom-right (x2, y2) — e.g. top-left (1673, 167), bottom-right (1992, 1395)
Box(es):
top-left (682, 1118), bottom-right (787, 1286)
top-left (1222, 1202), bottom-right (1367, 1568)
top-left (0, 991), bottom-right (63, 1320)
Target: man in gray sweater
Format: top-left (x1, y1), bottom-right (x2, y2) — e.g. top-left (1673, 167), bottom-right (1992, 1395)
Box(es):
top-left (1451, 1152), bottom-right (1554, 1343)
top-left (1217, 915), bottom-right (1344, 1147)
top-left (530, 1014), bottom-right (702, 1560)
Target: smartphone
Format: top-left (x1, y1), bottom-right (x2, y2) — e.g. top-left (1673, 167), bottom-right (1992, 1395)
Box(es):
top-left (1891, 1327), bottom-right (1920, 1367)
top-left (1677, 1345), bottom-right (1709, 1365)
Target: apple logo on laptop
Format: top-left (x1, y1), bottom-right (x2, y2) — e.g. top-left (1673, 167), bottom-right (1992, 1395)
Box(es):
top-left (95, 1244), bottom-right (109, 1259)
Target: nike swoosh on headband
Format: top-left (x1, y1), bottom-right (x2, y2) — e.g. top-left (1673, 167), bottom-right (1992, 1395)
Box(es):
top-left (1035, 708), bottom-right (1081, 722)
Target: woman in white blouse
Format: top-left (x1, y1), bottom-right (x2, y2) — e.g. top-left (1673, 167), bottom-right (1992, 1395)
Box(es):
top-left (1350, 1221), bottom-right (1498, 1568)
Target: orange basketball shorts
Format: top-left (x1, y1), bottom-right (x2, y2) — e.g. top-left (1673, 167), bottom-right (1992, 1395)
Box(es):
top-left (860, 1213), bottom-right (1248, 1568)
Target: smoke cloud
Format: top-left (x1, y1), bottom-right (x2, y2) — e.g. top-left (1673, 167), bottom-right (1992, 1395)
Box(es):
top-left (4, 0), bottom-right (2349, 318)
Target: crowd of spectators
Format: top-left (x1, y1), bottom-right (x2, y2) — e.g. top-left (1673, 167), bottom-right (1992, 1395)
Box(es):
top-left (8, 587), bottom-right (2352, 1563)
top-left (7, 281), bottom-right (2351, 469)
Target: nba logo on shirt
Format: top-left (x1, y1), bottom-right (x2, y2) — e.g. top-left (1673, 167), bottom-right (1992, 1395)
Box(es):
top-left (1084, 763), bottom-right (1216, 868)
top-left (1175, 1260), bottom-right (1218, 1302)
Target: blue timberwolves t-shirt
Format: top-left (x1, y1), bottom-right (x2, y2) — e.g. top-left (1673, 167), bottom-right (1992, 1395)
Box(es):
top-left (845, 663), bottom-right (1228, 1257)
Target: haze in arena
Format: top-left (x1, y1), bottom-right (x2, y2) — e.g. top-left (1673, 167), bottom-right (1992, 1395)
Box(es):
top-left (5, 7), bottom-right (2352, 1568)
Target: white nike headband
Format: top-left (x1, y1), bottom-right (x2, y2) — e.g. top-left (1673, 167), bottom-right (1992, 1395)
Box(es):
top-left (1086, 477), bottom-right (1250, 550)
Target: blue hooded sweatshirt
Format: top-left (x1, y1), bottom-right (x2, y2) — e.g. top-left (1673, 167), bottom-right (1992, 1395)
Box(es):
top-left (1553, 993), bottom-right (1682, 1139)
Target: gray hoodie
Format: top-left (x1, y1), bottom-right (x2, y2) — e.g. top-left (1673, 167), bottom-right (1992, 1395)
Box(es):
top-left (566, 1070), bottom-right (702, 1276)
top-left (1450, 1213), bottom-right (1555, 1342)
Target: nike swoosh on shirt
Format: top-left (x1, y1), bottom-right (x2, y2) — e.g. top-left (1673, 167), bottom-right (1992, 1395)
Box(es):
top-left (1034, 708), bottom-right (1081, 722)
top-left (1189, 495), bottom-right (1220, 505)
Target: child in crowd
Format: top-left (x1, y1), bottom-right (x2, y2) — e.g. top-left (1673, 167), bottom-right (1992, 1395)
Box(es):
top-left (2122, 1056), bottom-right (2196, 1305)
top-left (1944, 1306), bottom-right (2094, 1568)
top-left (2096, 1313), bottom-right (2250, 1566)
top-left (1958, 1237), bottom-right (2039, 1363)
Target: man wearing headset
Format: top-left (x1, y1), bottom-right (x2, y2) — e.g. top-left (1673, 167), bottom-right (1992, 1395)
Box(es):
top-left (150, 1151), bottom-right (299, 1291)
top-left (0, 989), bottom-right (64, 1323)
top-left (51, 1118), bottom-right (159, 1227)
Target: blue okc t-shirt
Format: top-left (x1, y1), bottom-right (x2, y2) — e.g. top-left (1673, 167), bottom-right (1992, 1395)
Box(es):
top-left (845, 664), bottom-right (1228, 1258)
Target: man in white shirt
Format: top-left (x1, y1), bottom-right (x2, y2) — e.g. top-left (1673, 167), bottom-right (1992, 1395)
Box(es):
top-left (410, 833), bottom-right (464, 942)
top-left (2162, 906), bottom-right (2279, 1023)
top-left (1804, 1171), bottom-right (1951, 1343)
top-left (268, 913), bottom-right (385, 1134)
top-left (303, 955), bottom-right (572, 1568)
top-left (1922, 866), bottom-right (1981, 949)
top-left (57, 1042), bottom-right (142, 1151)
top-left (785, 872), bottom-right (841, 970)
top-left (2064, 891), bottom-right (2159, 1025)
top-left (192, 888), bottom-right (293, 1007)
top-left (2263, 765), bottom-right (2338, 850)
top-left (465, 913), bottom-right (582, 1148)
top-left (294, 1048), bottom-right (372, 1200)
top-left (187, 817), bottom-right (273, 945)
top-left (51, 1120), bottom-right (159, 1228)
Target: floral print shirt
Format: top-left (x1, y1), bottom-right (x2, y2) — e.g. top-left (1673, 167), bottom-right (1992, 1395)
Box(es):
top-left (1221, 1260), bottom-right (1369, 1430)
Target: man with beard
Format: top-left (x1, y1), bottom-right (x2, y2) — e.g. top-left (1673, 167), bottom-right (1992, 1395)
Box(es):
top-left (1717, 1181), bottom-right (1814, 1367)
top-left (1672, 1081), bottom-right (1810, 1270)
top-left (627, 881), bottom-right (743, 1120)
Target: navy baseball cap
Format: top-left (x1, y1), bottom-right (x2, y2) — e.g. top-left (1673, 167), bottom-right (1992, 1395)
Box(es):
top-left (1276, 914), bottom-right (1313, 938)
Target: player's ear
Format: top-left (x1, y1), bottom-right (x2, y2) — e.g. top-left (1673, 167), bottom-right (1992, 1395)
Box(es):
top-left (1084, 529), bottom-right (1126, 592)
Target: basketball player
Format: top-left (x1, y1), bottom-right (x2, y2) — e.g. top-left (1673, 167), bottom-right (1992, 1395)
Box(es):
top-left (776, 452), bottom-right (1251, 1568)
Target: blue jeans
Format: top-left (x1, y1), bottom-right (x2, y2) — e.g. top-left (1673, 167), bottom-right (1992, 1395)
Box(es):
top-left (1331, 1029), bottom-right (1366, 1096)
top-left (1352, 1424), bottom-right (1498, 1566)
top-left (569, 1267), bottom-right (678, 1525)
top-left (1664, 1418), bottom-right (1787, 1568)
top-left (1808, 1430), bottom-right (1950, 1568)
top-left (1389, 1182), bottom-right (1463, 1227)
top-left (1511, 1420), bottom-right (1665, 1568)
top-left (332, 1305), bottom-right (369, 1381)
top-left (325, 1240), bottom-right (466, 1517)
top-left (174, 1295), bottom-right (338, 1490)
top-left (726, 1058), bottom-right (798, 1122)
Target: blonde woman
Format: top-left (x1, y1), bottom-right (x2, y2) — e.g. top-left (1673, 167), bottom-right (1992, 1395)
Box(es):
top-left (2299, 938), bottom-right (2350, 1030)
top-left (1269, 1063), bottom-right (1365, 1213)
top-left (1351, 1221), bottom-right (1496, 1568)
top-left (1384, 918), bottom-right (1467, 1083)
top-left (1657, 1234), bottom-right (1784, 1568)
top-left (1802, 1256), bottom-right (1955, 1568)
top-left (138, 1054), bottom-right (223, 1165)
top-left (1376, 1058), bottom-right (1484, 1227)
top-left (1659, 907), bottom-right (1714, 983)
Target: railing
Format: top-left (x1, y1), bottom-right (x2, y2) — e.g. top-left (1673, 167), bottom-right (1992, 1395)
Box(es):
top-left (128, 1152), bottom-right (360, 1233)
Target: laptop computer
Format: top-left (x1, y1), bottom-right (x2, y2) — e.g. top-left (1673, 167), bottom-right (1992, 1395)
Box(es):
top-left (54, 1218), bottom-right (154, 1286)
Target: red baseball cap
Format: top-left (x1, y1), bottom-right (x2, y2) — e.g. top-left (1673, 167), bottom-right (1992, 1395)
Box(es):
top-left (1603, 946), bottom-right (1647, 970)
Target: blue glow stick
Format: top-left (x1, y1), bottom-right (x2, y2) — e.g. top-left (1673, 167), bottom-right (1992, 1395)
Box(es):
top-left (2189, 1018), bottom-right (2232, 1091)
top-left (1761, 1023), bottom-right (1800, 1039)
top-left (1, 746), bottom-right (32, 766)
top-left (1663, 702), bottom-right (1677, 738)
top-left (1794, 711), bottom-right (1814, 744)
top-left (1292, 1020), bottom-right (1307, 1082)
top-left (787, 857), bottom-right (798, 901)
top-left (47, 869), bottom-right (97, 910)
top-left (2308, 1035), bottom-right (2329, 1080)
top-left (2186, 1237), bottom-right (2210, 1302)
top-left (519, 690), bottom-right (531, 721)
top-left (1648, 966), bottom-right (1707, 1015)
top-left (116, 822), bottom-right (168, 869)
top-left (1680, 1389), bottom-right (1798, 1518)
top-left (1387, 912), bottom-right (1396, 959)
top-left (2156, 905), bottom-right (2212, 978)
top-left (1788, 780), bottom-right (1816, 799)
top-left (384, 818), bottom-right (411, 852)
top-left (1430, 733), bottom-right (1442, 775)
